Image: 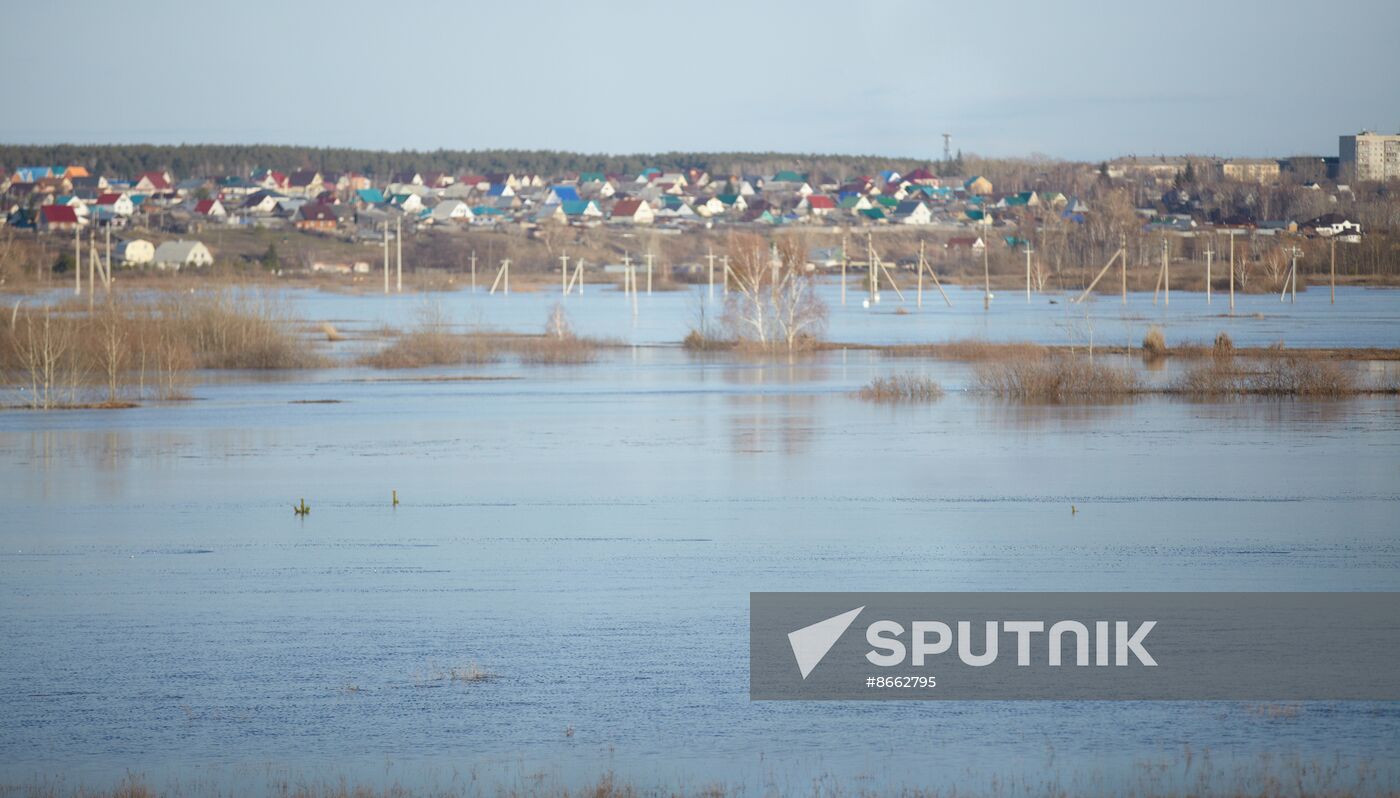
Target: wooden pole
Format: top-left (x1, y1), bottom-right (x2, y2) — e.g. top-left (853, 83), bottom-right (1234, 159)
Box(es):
top-left (840, 236), bottom-right (847, 305)
top-left (560, 252), bottom-right (569, 296)
top-left (917, 239), bottom-right (924, 308)
top-left (622, 253), bottom-right (631, 298)
top-left (74, 225), bottom-right (81, 296)
top-left (1163, 237), bottom-right (1169, 307)
top-left (646, 252), bottom-right (653, 295)
top-left (104, 224), bottom-right (112, 290)
top-left (1025, 243), bottom-right (1033, 303)
top-left (395, 215), bottom-right (402, 293)
top-left (1205, 240), bottom-right (1213, 305)
top-left (1073, 248), bottom-right (1121, 303)
top-left (981, 227), bottom-right (990, 311)
top-left (470, 250), bottom-right (477, 293)
top-left (1228, 232), bottom-right (1235, 312)
top-left (722, 255), bottom-right (729, 294)
top-left (1330, 238), bottom-right (1336, 304)
top-left (87, 230), bottom-right (95, 310)
top-left (1120, 235), bottom-right (1127, 304)
top-left (706, 247), bottom-right (715, 302)
top-left (383, 223), bottom-right (389, 294)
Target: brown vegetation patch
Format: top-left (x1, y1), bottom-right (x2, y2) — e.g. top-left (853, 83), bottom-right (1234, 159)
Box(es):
top-left (858, 374), bottom-right (945, 402)
top-left (975, 355), bottom-right (1140, 402)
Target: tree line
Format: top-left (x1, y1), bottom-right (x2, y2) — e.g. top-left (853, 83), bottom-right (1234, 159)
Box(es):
top-left (0, 144), bottom-right (968, 184)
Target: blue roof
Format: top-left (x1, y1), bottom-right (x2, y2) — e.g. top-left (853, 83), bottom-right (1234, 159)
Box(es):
top-left (487, 184), bottom-right (507, 196)
top-left (357, 188), bottom-right (385, 204)
top-left (551, 186), bottom-right (580, 202)
top-left (560, 200), bottom-right (594, 216)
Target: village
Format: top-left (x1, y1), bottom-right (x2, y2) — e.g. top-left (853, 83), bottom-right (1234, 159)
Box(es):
top-left (0, 134), bottom-right (1392, 284)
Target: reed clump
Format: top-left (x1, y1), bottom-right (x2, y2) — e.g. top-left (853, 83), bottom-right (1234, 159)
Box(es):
top-left (882, 339), bottom-right (1048, 361)
top-left (1, 290), bottom-right (318, 408)
top-left (975, 354), bottom-right (1140, 402)
top-left (512, 304), bottom-right (602, 365)
top-left (858, 374), bottom-right (944, 402)
top-left (358, 304), bottom-right (502, 368)
top-left (1142, 326), bottom-right (1167, 358)
top-left (1173, 352), bottom-right (1357, 397)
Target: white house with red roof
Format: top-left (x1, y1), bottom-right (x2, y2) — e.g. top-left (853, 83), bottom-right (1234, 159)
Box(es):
top-left (193, 199), bottom-right (227, 218)
top-left (610, 198), bottom-right (655, 225)
top-left (134, 171), bottom-right (173, 193)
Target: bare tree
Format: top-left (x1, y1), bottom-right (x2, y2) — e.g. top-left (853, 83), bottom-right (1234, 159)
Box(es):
top-left (721, 233), bottom-right (827, 352)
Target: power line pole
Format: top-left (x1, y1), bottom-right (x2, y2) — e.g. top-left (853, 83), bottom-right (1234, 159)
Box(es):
top-left (1228, 230), bottom-right (1236, 313)
top-left (1330, 238), bottom-right (1336, 305)
top-left (1204, 239), bottom-right (1214, 305)
top-left (470, 250), bottom-right (477, 293)
top-left (395, 214), bottom-right (402, 293)
top-left (382, 222), bottom-right (389, 294)
top-left (560, 252), bottom-right (569, 296)
top-left (1025, 241), bottom-right (1034, 303)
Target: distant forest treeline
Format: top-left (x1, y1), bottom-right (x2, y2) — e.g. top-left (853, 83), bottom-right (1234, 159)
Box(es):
top-left (0, 144), bottom-right (970, 182)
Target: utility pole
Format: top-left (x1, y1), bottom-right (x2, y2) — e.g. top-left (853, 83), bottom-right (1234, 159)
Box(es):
top-left (1162, 237), bottom-right (1169, 307)
top-left (646, 252), bottom-right (653, 295)
top-left (1204, 240), bottom-right (1214, 305)
top-left (982, 218), bottom-right (991, 311)
top-left (917, 239), bottom-right (925, 308)
top-left (395, 215), bottom-right (403, 293)
top-left (1025, 242), bottom-right (1034, 303)
top-left (622, 253), bottom-right (631, 299)
top-left (1281, 245), bottom-right (1301, 304)
top-left (560, 252), bottom-right (569, 296)
top-left (470, 250), bottom-right (477, 293)
top-left (382, 223), bottom-right (390, 294)
top-left (839, 236), bottom-right (847, 305)
top-left (706, 248), bottom-right (716, 302)
top-left (1330, 238), bottom-right (1336, 305)
top-left (722, 255), bottom-right (729, 294)
top-left (74, 225), bottom-right (81, 296)
top-left (1120, 234), bottom-right (1127, 304)
top-left (1228, 230), bottom-right (1236, 313)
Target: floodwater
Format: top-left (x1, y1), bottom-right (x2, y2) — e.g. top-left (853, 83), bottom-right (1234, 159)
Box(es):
top-left (1, 285), bottom-right (1399, 795)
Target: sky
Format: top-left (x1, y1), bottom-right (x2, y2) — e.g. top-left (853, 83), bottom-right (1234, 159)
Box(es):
top-left (3, 0), bottom-right (1398, 162)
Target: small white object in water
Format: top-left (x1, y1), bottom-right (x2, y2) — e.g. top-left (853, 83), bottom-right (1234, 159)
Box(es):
top-left (861, 299), bottom-right (870, 309)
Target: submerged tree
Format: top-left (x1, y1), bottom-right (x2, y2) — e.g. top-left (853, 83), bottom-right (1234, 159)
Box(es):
top-left (721, 233), bottom-right (827, 352)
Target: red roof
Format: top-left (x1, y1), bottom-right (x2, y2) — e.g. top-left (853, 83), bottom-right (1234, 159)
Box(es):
top-left (947, 237), bottom-right (982, 248)
top-left (612, 198), bottom-right (645, 217)
top-left (806, 195), bottom-right (836, 209)
top-left (96, 192), bottom-right (123, 205)
top-left (139, 171), bottom-right (171, 190)
top-left (41, 205), bottom-right (79, 223)
top-left (903, 168), bottom-right (938, 182)
top-left (194, 199), bottom-right (219, 214)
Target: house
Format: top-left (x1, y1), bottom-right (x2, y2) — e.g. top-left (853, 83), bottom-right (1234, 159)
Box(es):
top-left (355, 188), bottom-right (386, 206)
top-left (964, 176), bottom-right (993, 195)
top-left (152, 240), bottom-right (214, 269)
top-left (287, 170), bottom-right (323, 196)
top-left (134, 171), bottom-right (173, 193)
top-left (391, 171), bottom-right (423, 186)
top-left (801, 195), bottom-right (837, 216)
top-left (561, 199), bottom-right (603, 220)
top-left (859, 207), bottom-right (887, 222)
top-left (946, 236), bottom-right (986, 253)
top-left (39, 205), bottom-right (84, 231)
top-left (114, 239), bottom-right (155, 266)
top-left (429, 199), bottom-right (474, 224)
top-left (547, 185), bottom-right (581, 204)
top-left (893, 200), bottom-right (933, 225)
top-left (242, 190), bottom-right (286, 215)
top-left (192, 198), bottom-right (226, 218)
top-left (903, 168), bottom-right (940, 186)
top-left (839, 195), bottom-right (873, 213)
top-left (295, 204), bottom-right (338, 231)
top-left (610, 197), bottom-right (654, 224)
top-left (389, 193), bottom-right (424, 213)
top-left (1303, 213), bottom-right (1362, 241)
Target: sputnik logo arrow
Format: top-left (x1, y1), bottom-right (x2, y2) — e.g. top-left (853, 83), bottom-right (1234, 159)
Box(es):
top-left (788, 606), bottom-right (864, 679)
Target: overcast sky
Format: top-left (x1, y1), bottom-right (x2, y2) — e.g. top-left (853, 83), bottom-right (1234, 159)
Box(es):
top-left (3, 0), bottom-right (1397, 161)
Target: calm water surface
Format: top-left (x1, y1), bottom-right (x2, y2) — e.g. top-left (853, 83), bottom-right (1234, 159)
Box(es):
top-left (1, 287), bottom-right (1399, 794)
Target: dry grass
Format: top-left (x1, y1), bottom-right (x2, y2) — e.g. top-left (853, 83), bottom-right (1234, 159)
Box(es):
top-left (858, 374), bottom-right (944, 402)
top-left (1174, 353), bottom-right (1357, 397)
top-left (357, 304), bottom-right (502, 369)
top-left (0, 291), bottom-right (320, 408)
top-left (880, 339), bottom-right (1048, 361)
top-left (1142, 326), bottom-right (1167, 358)
top-left (975, 354), bottom-right (1140, 402)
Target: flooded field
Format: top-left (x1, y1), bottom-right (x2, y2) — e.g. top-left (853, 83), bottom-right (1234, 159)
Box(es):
top-left (2, 285), bottom-right (1399, 795)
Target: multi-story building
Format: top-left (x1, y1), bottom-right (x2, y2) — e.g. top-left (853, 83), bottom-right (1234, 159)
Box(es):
top-left (1221, 159), bottom-right (1281, 182)
top-left (1340, 131), bottom-right (1400, 182)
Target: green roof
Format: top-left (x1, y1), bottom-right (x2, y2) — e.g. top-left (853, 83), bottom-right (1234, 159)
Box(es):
top-left (772, 170), bottom-right (806, 183)
top-left (860, 208), bottom-right (886, 220)
top-left (874, 196), bottom-right (898, 208)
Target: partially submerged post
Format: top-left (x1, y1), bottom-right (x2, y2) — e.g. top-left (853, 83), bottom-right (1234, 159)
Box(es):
top-left (1204, 239), bottom-right (1214, 305)
top-left (470, 250), bottom-right (477, 293)
top-left (383, 223), bottom-right (390, 294)
top-left (1330, 238), bottom-right (1336, 305)
top-left (706, 247), bottom-right (716, 302)
top-left (1073, 246), bottom-right (1123, 304)
top-left (560, 252), bottom-right (569, 296)
top-left (646, 252), bottom-right (653, 295)
top-left (1024, 241), bottom-right (1034, 303)
top-left (395, 215), bottom-right (403, 293)
top-left (1228, 230), bottom-right (1236, 312)
top-left (839, 235), bottom-right (847, 306)
top-left (489, 258), bottom-right (510, 295)
top-left (74, 225), bottom-right (81, 296)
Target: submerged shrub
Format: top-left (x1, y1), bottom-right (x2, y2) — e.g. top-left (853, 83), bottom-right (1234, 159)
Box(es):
top-left (1142, 326), bottom-right (1167, 358)
top-left (858, 374), bottom-right (944, 402)
top-left (976, 355), bottom-right (1139, 402)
